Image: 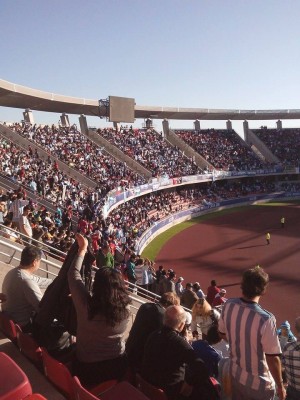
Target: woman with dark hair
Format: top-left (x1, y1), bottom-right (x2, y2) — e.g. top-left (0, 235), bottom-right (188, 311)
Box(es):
top-left (68, 234), bottom-right (131, 386)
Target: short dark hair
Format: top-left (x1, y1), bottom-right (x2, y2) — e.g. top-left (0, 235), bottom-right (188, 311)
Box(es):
top-left (20, 246), bottom-right (42, 267)
top-left (241, 266), bottom-right (269, 299)
top-left (206, 325), bottom-right (221, 345)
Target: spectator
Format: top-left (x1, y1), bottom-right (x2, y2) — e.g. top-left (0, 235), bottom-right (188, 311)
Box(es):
top-left (277, 320), bottom-right (296, 351)
top-left (212, 288), bottom-right (228, 308)
top-left (19, 205), bottom-right (33, 243)
top-left (193, 282), bottom-right (206, 299)
top-left (165, 271), bottom-right (176, 293)
top-left (191, 298), bottom-right (220, 340)
top-left (96, 243), bottom-right (114, 269)
top-left (145, 259), bottom-right (156, 292)
top-left (68, 234), bottom-right (131, 386)
top-left (192, 325), bottom-right (222, 378)
top-left (181, 283), bottom-right (198, 310)
top-left (206, 280), bottom-right (220, 305)
top-left (8, 191), bottom-right (29, 228)
top-left (175, 276), bottom-right (185, 297)
top-left (155, 265), bottom-right (164, 283)
top-left (126, 292), bottom-right (180, 372)
top-left (1, 246), bottom-right (52, 331)
top-left (282, 316), bottom-right (300, 400)
top-left (157, 270), bottom-right (168, 295)
top-left (135, 258), bottom-right (149, 293)
top-left (141, 305), bottom-right (216, 400)
top-left (218, 266), bottom-right (286, 400)
top-left (126, 253), bottom-right (137, 285)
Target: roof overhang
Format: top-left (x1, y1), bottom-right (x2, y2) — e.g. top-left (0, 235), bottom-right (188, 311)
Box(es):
top-left (1, 79), bottom-right (300, 121)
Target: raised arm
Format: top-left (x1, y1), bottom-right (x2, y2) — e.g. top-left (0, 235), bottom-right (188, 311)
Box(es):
top-left (67, 234), bottom-right (89, 311)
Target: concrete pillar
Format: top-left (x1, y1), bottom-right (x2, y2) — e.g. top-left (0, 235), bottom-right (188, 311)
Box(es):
top-left (162, 119), bottom-right (169, 137)
top-left (277, 120), bottom-right (282, 130)
top-left (60, 113), bottom-right (70, 127)
top-left (243, 121), bottom-right (249, 138)
top-left (226, 120), bottom-right (232, 130)
top-left (145, 119), bottom-right (153, 129)
top-left (194, 120), bottom-right (200, 131)
top-left (79, 115), bottom-right (88, 135)
top-left (23, 109), bottom-right (34, 124)
top-left (113, 122), bottom-right (120, 131)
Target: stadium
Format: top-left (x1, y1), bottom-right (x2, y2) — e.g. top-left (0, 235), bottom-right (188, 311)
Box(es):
top-left (0, 77), bottom-right (299, 399)
top-left (1, 2), bottom-right (300, 399)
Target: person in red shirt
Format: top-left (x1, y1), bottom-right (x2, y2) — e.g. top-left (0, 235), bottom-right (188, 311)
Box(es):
top-left (77, 216), bottom-right (88, 235)
top-left (206, 280), bottom-right (220, 305)
top-left (212, 289), bottom-right (227, 307)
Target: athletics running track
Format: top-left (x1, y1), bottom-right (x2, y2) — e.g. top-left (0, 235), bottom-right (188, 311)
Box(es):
top-left (155, 203), bottom-right (300, 326)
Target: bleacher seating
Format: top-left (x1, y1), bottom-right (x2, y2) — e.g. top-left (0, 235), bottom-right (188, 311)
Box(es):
top-left (253, 127), bottom-right (300, 167)
top-left (0, 351), bottom-right (33, 399)
top-left (0, 311), bottom-right (19, 344)
top-left (97, 127), bottom-right (202, 178)
top-left (41, 347), bottom-right (118, 400)
top-left (17, 330), bottom-right (43, 370)
top-left (175, 129), bottom-right (266, 171)
top-left (136, 374), bottom-right (167, 400)
top-left (73, 377), bottom-right (150, 400)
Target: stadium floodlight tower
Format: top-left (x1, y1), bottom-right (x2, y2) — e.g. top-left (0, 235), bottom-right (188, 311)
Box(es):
top-left (98, 96), bottom-right (135, 130)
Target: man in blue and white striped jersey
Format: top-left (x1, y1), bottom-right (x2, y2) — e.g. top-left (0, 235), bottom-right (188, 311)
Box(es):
top-left (218, 266), bottom-right (286, 400)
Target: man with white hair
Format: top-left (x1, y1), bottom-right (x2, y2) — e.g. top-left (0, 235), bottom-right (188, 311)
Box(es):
top-left (282, 316), bottom-right (300, 399)
top-left (141, 305), bottom-right (216, 400)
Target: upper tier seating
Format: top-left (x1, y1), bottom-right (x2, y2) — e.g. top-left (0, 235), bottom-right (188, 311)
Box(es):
top-left (175, 129), bottom-right (266, 171)
top-left (97, 127), bottom-right (202, 178)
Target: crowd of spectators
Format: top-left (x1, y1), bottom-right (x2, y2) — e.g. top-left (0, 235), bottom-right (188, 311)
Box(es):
top-left (253, 127), bottom-right (300, 168)
top-left (0, 177), bottom-right (279, 261)
top-left (175, 129), bottom-right (266, 171)
top-left (1, 119), bottom-right (300, 398)
top-left (0, 136), bottom-right (92, 211)
top-left (8, 122), bottom-right (146, 196)
top-left (97, 126), bottom-right (202, 178)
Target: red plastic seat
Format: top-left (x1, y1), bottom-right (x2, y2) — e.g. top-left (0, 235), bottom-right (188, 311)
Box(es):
top-left (0, 351), bottom-right (32, 400)
top-left (0, 312), bottom-right (19, 343)
top-left (41, 347), bottom-right (75, 400)
top-left (135, 374), bottom-right (168, 400)
top-left (73, 377), bottom-right (150, 400)
top-left (24, 395), bottom-right (47, 399)
top-left (41, 348), bottom-right (118, 400)
top-left (17, 331), bottom-right (43, 369)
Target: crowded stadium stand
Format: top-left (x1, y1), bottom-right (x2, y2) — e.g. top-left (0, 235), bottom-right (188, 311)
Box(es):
top-left (174, 128), bottom-right (267, 171)
top-left (1, 79), bottom-right (300, 399)
top-left (252, 127), bottom-right (300, 168)
top-left (97, 126), bottom-right (202, 178)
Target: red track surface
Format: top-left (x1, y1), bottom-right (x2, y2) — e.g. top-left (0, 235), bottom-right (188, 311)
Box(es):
top-left (155, 204), bottom-right (300, 326)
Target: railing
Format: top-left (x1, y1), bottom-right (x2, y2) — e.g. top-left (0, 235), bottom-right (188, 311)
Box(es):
top-left (102, 167), bottom-right (298, 218)
top-left (0, 228), bottom-right (161, 314)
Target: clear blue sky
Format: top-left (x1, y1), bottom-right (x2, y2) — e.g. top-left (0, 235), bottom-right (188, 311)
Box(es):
top-left (1, 0), bottom-right (300, 136)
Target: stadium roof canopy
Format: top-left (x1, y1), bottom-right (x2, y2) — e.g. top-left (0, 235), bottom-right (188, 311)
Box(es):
top-left (1, 78), bottom-right (300, 121)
